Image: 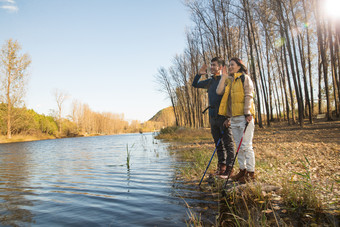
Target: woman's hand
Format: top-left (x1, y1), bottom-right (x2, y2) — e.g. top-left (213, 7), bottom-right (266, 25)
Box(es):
top-left (221, 65), bottom-right (228, 79)
top-left (245, 115), bottom-right (253, 122)
top-left (223, 119), bottom-right (231, 128)
top-left (216, 66), bottom-right (228, 95)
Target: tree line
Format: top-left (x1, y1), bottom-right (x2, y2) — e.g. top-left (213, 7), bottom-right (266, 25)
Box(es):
top-left (156, 0), bottom-right (339, 128)
top-left (69, 99), bottom-right (162, 135)
top-left (0, 39), bottom-right (162, 139)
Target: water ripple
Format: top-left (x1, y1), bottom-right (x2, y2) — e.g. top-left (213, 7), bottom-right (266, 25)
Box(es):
top-left (0, 133), bottom-right (215, 226)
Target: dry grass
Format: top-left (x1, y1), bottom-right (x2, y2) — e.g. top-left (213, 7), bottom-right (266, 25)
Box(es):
top-left (156, 126), bottom-right (211, 143)
top-left (0, 134), bottom-right (55, 144)
top-left (254, 120), bottom-right (340, 210)
top-left (159, 119), bottom-right (340, 226)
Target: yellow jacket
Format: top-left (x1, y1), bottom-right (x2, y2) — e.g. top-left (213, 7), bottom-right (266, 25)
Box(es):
top-left (218, 73), bottom-right (255, 117)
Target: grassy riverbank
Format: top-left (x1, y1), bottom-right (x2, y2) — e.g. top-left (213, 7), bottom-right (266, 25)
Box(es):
top-left (0, 134), bottom-right (56, 144)
top-left (0, 131), bottom-right (156, 144)
top-left (156, 120), bottom-right (340, 226)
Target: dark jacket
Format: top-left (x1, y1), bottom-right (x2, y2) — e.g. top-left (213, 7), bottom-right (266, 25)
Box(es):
top-left (192, 74), bottom-right (223, 118)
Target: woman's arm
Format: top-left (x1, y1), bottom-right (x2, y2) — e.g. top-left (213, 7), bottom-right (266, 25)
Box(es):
top-left (244, 75), bottom-right (254, 120)
top-left (244, 75), bottom-right (254, 122)
top-left (216, 66), bottom-right (228, 95)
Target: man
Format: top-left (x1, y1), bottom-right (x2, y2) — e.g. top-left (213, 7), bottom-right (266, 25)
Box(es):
top-left (192, 57), bottom-right (234, 177)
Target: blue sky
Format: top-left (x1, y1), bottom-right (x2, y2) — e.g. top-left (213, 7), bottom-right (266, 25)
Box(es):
top-left (0, 0), bottom-right (191, 122)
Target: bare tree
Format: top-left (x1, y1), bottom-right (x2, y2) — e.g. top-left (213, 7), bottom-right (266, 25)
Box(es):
top-left (54, 89), bottom-right (69, 135)
top-left (71, 99), bottom-right (82, 132)
top-left (0, 39), bottom-right (31, 139)
top-left (155, 67), bottom-right (180, 126)
top-left (154, 0), bottom-right (339, 129)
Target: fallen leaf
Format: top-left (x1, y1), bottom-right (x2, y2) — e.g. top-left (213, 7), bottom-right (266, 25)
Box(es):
top-left (262, 209), bottom-right (273, 214)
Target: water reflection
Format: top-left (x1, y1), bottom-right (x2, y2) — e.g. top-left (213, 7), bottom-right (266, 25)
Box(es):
top-left (0, 134), bottom-right (217, 226)
top-left (0, 143), bottom-right (35, 226)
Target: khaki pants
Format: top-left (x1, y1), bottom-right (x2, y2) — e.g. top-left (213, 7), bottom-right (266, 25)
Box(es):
top-left (230, 115), bottom-right (255, 172)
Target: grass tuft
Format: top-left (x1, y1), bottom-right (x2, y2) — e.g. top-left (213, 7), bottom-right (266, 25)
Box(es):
top-left (126, 143), bottom-right (135, 170)
top-left (281, 155), bottom-right (322, 211)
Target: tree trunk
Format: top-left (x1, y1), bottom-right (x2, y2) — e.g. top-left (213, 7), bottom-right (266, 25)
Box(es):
top-left (277, 0), bottom-right (303, 126)
top-left (315, 0), bottom-right (331, 120)
top-left (250, 4), bottom-right (269, 126)
top-left (6, 72), bottom-right (12, 139)
top-left (281, 46), bottom-right (291, 124)
top-left (328, 19), bottom-right (339, 117)
top-left (318, 52), bottom-right (322, 114)
top-left (243, 0), bottom-right (262, 128)
top-left (302, 0), bottom-right (314, 121)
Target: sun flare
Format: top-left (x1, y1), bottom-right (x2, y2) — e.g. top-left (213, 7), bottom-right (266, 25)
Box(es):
top-left (324, 0), bottom-right (340, 19)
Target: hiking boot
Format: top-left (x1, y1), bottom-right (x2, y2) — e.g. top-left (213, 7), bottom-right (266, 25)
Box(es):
top-left (247, 171), bottom-right (255, 181)
top-left (225, 166), bottom-right (234, 177)
top-left (213, 163), bottom-right (227, 175)
top-left (238, 171), bottom-right (255, 184)
top-left (219, 166), bottom-right (234, 179)
top-left (231, 169), bottom-right (246, 181)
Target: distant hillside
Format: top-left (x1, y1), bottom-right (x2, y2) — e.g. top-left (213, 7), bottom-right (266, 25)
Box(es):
top-left (148, 106), bottom-right (175, 127)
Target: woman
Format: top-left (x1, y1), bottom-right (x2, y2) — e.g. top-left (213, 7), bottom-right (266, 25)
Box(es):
top-left (216, 58), bottom-right (256, 183)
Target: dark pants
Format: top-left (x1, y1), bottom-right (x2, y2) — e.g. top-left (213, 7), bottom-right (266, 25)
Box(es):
top-left (210, 115), bottom-right (234, 166)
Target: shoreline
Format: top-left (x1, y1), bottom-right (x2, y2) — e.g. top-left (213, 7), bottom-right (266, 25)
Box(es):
top-left (0, 131), bottom-right (157, 144)
top-left (156, 120), bottom-right (340, 226)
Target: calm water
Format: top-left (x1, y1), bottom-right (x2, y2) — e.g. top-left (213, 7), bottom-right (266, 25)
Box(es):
top-left (0, 133), bottom-right (216, 226)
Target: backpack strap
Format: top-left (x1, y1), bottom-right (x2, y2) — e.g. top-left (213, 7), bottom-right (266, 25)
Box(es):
top-left (240, 74), bottom-right (245, 84)
top-left (235, 74), bottom-right (245, 85)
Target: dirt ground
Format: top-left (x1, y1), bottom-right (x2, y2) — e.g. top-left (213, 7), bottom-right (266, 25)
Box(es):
top-left (253, 119), bottom-right (339, 211)
top-left (161, 119), bottom-right (340, 225)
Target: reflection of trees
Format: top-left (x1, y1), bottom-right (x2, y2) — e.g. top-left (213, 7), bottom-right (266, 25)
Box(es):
top-left (0, 144), bottom-right (35, 226)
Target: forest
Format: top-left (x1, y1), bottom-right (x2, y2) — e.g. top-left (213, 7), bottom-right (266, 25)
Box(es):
top-left (156, 0), bottom-right (339, 128)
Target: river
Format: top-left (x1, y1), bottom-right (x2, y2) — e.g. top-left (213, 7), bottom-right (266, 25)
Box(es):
top-left (0, 133), bottom-right (216, 226)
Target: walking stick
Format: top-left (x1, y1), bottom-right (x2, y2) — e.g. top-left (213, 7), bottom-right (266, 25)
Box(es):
top-left (224, 122), bottom-right (249, 187)
top-left (198, 131), bottom-right (224, 187)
